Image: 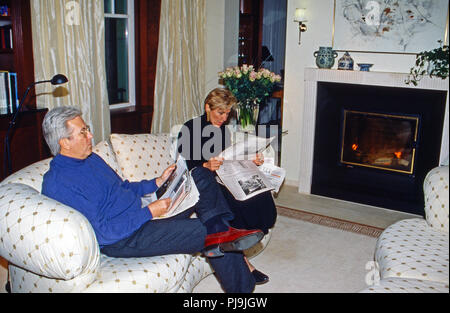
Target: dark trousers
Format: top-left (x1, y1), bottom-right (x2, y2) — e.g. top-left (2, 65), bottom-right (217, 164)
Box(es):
top-left (101, 167), bottom-right (255, 293)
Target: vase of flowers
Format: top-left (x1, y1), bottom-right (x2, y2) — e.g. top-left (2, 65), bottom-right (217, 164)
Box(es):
top-left (219, 64), bottom-right (282, 132)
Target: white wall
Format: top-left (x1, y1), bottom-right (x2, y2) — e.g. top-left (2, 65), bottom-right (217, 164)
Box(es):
top-left (205, 0), bottom-right (445, 186)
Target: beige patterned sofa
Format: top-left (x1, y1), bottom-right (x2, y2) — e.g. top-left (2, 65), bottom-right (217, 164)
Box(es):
top-left (362, 166), bottom-right (449, 293)
top-left (0, 133), bottom-right (271, 293)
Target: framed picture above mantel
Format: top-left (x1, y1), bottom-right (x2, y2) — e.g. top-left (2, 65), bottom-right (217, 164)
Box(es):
top-left (332, 0), bottom-right (449, 54)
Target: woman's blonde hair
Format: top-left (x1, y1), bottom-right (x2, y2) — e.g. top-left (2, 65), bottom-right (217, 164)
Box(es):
top-left (204, 88), bottom-right (237, 111)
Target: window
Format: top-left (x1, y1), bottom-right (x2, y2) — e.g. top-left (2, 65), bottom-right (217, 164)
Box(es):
top-left (104, 0), bottom-right (135, 109)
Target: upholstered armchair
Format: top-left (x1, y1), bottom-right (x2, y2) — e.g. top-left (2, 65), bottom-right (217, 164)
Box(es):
top-left (362, 165), bottom-right (449, 293)
top-left (0, 133), bottom-right (271, 293)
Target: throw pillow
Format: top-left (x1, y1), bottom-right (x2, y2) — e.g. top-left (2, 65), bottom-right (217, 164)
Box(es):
top-left (109, 133), bottom-right (173, 182)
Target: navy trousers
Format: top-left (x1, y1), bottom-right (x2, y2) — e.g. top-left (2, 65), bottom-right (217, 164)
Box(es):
top-left (101, 167), bottom-right (255, 293)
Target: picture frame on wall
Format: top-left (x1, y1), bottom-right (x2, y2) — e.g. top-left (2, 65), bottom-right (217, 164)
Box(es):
top-left (332, 0), bottom-right (449, 54)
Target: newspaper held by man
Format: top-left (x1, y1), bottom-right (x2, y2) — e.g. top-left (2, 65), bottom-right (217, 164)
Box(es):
top-left (216, 135), bottom-right (285, 201)
top-left (141, 155), bottom-right (199, 219)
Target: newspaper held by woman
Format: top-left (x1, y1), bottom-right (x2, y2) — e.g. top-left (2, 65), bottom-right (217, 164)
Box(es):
top-left (216, 135), bottom-right (286, 201)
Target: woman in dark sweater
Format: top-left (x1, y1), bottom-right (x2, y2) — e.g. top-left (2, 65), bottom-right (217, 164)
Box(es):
top-left (178, 88), bottom-right (277, 284)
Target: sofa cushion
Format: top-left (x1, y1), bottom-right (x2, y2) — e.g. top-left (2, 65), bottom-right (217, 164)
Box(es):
top-left (424, 166), bottom-right (449, 233)
top-left (375, 218), bottom-right (449, 284)
top-left (110, 133), bottom-right (173, 182)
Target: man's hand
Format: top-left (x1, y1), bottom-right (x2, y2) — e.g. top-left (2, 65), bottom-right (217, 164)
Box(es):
top-left (156, 164), bottom-right (176, 187)
top-left (148, 198), bottom-right (172, 218)
top-left (203, 156), bottom-right (224, 172)
top-left (253, 153), bottom-right (264, 166)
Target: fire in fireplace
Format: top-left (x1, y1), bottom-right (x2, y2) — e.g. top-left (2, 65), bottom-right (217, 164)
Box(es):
top-left (340, 110), bottom-right (419, 175)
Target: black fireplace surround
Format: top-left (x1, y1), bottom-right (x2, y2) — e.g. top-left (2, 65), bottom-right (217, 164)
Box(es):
top-left (311, 82), bottom-right (447, 215)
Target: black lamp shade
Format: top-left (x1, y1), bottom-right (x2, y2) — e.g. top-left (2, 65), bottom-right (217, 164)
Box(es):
top-left (50, 74), bottom-right (68, 85)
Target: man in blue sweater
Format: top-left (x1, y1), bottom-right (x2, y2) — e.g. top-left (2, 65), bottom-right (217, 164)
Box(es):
top-left (41, 106), bottom-right (264, 293)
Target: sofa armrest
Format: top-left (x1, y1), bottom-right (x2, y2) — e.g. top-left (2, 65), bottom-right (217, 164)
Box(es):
top-left (0, 183), bottom-right (100, 280)
top-left (424, 166), bottom-right (449, 233)
top-left (1, 158), bottom-right (51, 193)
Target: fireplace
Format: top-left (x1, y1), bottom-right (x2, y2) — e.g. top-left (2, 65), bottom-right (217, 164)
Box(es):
top-left (340, 110), bottom-right (418, 175)
top-left (299, 69), bottom-right (449, 216)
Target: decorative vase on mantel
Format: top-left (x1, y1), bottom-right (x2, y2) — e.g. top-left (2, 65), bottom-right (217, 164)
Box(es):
top-left (338, 51), bottom-right (354, 70)
top-left (314, 46), bottom-right (338, 69)
top-left (236, 99), bottom-right (260, 133)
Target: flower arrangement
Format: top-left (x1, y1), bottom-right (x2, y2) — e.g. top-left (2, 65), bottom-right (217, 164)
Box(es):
top-left (219, 65), bottom-right (282, 131)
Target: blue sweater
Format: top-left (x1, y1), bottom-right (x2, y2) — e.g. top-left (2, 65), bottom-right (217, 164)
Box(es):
top-left (42, 153), bottom-right (157, 247)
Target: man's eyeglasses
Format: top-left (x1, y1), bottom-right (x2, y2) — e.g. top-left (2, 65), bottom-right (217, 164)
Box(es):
top-left (75, 125), bottom-right (91, 138)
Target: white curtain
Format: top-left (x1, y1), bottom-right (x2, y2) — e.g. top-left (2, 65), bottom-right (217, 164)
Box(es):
top-left (30, 0), bottom-right (110, 144)
top-left (152, 0), bottom-right (206, 134)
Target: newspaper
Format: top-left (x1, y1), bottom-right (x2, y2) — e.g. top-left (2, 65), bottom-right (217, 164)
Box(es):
top-left (141, 156), bottom-right (199, 219)
top-left (216, 135), bottom-right (285, 201)
top-left (219, 134), bottom-right (274, 160)
top-left (258, 161), bottom-right (286, 193)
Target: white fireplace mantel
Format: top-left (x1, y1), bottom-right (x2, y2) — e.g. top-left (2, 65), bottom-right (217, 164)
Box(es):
top-left (298, 68), bottom-right (449, 194)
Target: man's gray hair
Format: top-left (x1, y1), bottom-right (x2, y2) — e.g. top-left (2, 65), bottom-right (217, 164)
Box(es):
top-left (42, 106), bottom-right (82, 156)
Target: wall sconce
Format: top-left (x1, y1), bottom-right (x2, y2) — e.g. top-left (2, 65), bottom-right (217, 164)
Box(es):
top-left (294, 8), bottom-right (307, 45)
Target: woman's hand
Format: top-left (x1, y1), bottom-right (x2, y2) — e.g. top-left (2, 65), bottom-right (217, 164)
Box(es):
top-left (156, 164), bottom-right (176, 187)
top-left (203, 156), bottom-right (224, 172)
top-left (148, 198), bottom-right (172, 218)
top-left (253, 153), bottom-right (264, 166)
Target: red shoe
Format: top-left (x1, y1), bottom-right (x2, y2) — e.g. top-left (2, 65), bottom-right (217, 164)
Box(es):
top-left (203, 227), bottom-right (264, 258)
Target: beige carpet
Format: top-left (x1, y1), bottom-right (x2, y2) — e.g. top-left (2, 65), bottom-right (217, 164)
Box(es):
top-left (193, 207), bottom-right (380, 293)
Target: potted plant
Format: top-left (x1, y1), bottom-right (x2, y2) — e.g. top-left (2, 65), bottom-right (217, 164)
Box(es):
top-left (219, 65), bottom-right (281, 132)
top-left (405, 41), bottom-right (449, 86)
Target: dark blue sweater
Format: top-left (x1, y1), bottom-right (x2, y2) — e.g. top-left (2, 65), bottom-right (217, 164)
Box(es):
top-left (42, 153), bottom-right (157, 247)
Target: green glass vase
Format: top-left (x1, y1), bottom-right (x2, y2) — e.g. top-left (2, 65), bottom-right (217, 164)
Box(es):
top-left (237, 99), bottom-right (260, 133)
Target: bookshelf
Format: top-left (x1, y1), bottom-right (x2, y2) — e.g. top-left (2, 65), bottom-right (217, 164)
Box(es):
top-left (0, 0), bottom-right (50, 180)
top-left (0, 0), bottom-right (35, 109)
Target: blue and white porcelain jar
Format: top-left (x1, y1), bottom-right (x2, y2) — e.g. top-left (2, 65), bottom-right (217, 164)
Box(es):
top-left (338, 52), bottom-right (354, 70)
top-left (314, 47), bottom-right (338, 69)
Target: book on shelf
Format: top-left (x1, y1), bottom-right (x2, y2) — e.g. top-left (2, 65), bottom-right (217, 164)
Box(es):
top-left (0, 70), bottom-right (19, 115)
top-left (0, 25), bottom-right (13, 49)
